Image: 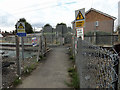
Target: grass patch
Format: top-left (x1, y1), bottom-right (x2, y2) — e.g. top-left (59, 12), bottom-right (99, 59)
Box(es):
top-left (39, 55), bottom-right (43, 59)
top-left (13, 77), bottom-right (22, 87)
top-left (69, 55), bottom-right (75, 63)
top-left (66, 67), bottom-right (79, 88)
top-left (66, 47), bottom-right (79, 89)
top-left (23, 64), bottom-right (36, 75)
top-left (39, 55), bottom-right (46, 60)
top-left (68, 48), bottom-right (75, 62)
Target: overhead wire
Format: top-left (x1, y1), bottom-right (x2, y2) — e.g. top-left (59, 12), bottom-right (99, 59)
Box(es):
top-left (10, 1), bottom-right (77, 15)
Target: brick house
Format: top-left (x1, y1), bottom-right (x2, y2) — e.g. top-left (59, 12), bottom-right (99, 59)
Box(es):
top-left (72, 8), bottom-right (116, 34)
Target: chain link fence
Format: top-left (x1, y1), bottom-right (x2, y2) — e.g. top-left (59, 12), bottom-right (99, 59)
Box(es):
top-left (75, 38), bottom-right (119, 89)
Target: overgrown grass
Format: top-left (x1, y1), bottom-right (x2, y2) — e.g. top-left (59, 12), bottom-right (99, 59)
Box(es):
top-left (39, 55), bottom-right (46, 60)
top-left (69, 55), bottom-right (75, 62)
top-left (13, 77), bottom-right (22, 87)
top-left (66, 67), bottom-right (79, 88)
top-left (23, 63), bottom-right (36, 75)
top-left (65, 47), bottom-right (79, 89)
top-left (69, 48), bottom-right (75, 62)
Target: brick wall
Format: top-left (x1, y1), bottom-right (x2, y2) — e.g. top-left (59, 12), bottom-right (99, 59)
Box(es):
top-left (85, 10), bottom-right (114, 34)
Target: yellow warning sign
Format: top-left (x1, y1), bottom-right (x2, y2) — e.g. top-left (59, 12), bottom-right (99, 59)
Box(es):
top-left (18, 29), bottom-right (25, 33)
top-left (18, 23), bottom-right (24, 29)
top-left (75, 21), bottom-right (85, 27)
top-left (76, 11), bottom-right (84, 20)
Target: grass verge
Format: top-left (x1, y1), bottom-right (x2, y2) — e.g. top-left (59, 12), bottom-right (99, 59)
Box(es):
top-left (23, 63), bottom-right (37, 76)
top-left (12, 77), bottom-right (22, 87)
top-left (65, 47), bottom-right (79, 89)
top-left (66, 66), bottom-right (79, 89)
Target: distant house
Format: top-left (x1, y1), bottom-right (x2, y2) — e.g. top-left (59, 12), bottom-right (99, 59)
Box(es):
top-left (72, 8), bottom-right (116, 34)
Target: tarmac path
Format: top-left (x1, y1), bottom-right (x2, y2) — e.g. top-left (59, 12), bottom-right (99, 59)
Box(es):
top-left (17, 46), bottom-right (71, 88)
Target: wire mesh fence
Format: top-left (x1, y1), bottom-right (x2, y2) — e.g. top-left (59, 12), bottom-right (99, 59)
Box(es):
top-left (75, 38), bottom-right (119, 89)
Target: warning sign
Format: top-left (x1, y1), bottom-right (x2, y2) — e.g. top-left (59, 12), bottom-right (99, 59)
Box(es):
top-left (18, 23), bottom-right (24, 29)
top-left (76, 11), bottom-right (84, 20)
top-left (75, 8), bottom-right (85, 21)
top-left (75, 21), bottom-right (85, 28)
top-left (75, 8), bottom-right (85, 28)
top-left (76, 28), bottom-right (83, 37)
top-left (17, 22), bottom-right (26, 37)
top-left (76, 28), bottom-right (84, 40)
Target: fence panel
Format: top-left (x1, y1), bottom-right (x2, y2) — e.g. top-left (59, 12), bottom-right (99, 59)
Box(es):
top-left (76, 38), bottom-right (119, 89)
top-left (1, 34), bottom-right (47, 88)
top-left (84, 35), bottom-right (119, 46)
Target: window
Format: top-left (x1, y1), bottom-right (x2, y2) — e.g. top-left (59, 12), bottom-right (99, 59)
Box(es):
top-left (95, 21), bottom-right (99, 27)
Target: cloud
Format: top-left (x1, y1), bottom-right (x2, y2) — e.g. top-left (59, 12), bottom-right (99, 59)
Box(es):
top-left (0, 0), bottom-right (119, 31)
top-left (32, 22), bottom-right (44, 28)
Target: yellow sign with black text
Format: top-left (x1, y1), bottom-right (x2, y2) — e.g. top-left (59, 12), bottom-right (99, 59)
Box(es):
top-left (75, 21), bottom-right (85, 28)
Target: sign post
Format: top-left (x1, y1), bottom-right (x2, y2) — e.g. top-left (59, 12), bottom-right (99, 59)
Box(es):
top-left (75, 8), bottom-right (85, 40)
top-left (74, 8), bottom-right (85, 55)
top-left (17, 22), bottom-right (26, 61)
top-left (16, 35), bottom-right (21, 77)
top-left (21, 37), bottom-right (24, 61)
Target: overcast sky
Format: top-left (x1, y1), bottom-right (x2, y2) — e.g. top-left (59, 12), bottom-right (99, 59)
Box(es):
top-left (0, 0), bottom-right (119, 32)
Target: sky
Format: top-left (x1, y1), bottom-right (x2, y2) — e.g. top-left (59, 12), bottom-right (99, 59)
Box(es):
top-left (0, 0), bottom-right (119, 32)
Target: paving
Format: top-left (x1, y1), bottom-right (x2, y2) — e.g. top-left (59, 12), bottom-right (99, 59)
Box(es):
top-left (17, 46), bottom-right (71, 88)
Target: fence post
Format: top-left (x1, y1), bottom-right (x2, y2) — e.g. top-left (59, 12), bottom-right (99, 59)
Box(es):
top-left (16, 35), bottom-right (21, 77)
top-left (76, 37), bottom-right (83, 87)
top-left (21, 37), bottom-right (24, 61)
top-left (37, 35), bottom-right (41, 61)
top-left (118, 56), bottom-right (120, 90)
top-left (44, 36), bottom-right (47, 56)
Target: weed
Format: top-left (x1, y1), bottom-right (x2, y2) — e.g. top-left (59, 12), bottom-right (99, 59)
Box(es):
top-left (13, 77), bottom-right (22, 87)
top-left (23, 64), bottom-right (36, 75)
top-left (67, 67), bottom-right (79, 88)
top-left (69, 55), bottom-right (74, 59)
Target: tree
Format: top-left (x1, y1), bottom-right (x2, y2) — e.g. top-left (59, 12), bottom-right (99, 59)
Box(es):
top-left (56, 23), bottom-right (68, 34)
top-left (15, 18), bottom-right (33, 34)
top-left (5, 31), bottom-right (9, 34)
top-left (43, 24), bottom-right (52, 33)
top-left (56, 23), bottom-right (66, 26)
top-left (44, 24), bottom-right (51, 27)
top-left (117, 25), bottom-right (120, 34)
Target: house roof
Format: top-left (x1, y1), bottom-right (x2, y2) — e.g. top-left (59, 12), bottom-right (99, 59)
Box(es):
top-left (71, 8), bottom-right (116, 23)
top-left (86, 8), bottom-right (116, 20)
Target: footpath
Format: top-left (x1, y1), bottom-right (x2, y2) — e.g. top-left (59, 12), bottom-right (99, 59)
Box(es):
top-left (17, 46), bottom-right (71, 88)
